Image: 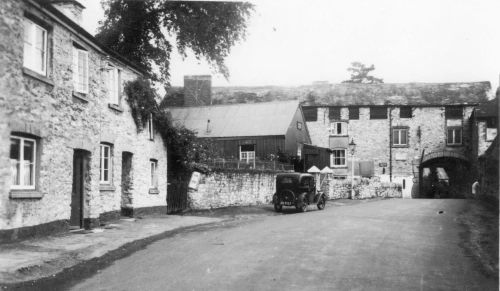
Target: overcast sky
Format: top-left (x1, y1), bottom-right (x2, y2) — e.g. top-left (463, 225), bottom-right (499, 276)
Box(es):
top-left (80, 0), bottom-right (500, 92)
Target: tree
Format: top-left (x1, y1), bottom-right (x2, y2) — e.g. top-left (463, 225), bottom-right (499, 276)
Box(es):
top-left (342, 62), bottom-right (383, 84)
top-left (96, 1), bottom-right (254, 84)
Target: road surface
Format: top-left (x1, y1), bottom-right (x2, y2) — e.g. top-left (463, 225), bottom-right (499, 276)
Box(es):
top-left (69, 199), bottom-right (498, 290)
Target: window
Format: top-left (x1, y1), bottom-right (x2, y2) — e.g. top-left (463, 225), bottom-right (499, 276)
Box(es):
top-left (445, 107), bottom-right (462, 119)
top-left (447, 127), bottom-right (462, 145)
top-left (329, 107), bottom-right (341, 120)
top-left (303, 107), bottom-right (317, 122)
top-left (296, 121), bottom-right (303, 130)
top-left (73, 46), bottom-right (89, 94)
top-left (10, 136), bottom-right (37, 189)
top-left (23, 18), bottom-right (47, 75)
top-left (99, 144), bottom-right (111, 183)
top-left (370, 107), bottom-right (387, 119)
top-left (107, 67), bottom-right (121, 105)
top-left (329, 122), bottom-right (347, 136)
top-left (330, 149), bottom-right (346, 167)
top-left (392, 128), bottom-right (409, 146)
top-left (239, 144), bottom-right (255, 162)
top-left (349, 107), bottom-right (359, 120)
top-left (150, 159), bottom-right (158, 188)
top-left (400, 107), bottom-right (412, 118)
top-left (148, 113), bottom-right (154, 140)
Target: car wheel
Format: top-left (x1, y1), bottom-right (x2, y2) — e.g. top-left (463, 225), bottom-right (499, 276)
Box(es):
top-left (297, 197), bottom-right (307, 213)
top-left (317, 196), bottom-right (326, 210)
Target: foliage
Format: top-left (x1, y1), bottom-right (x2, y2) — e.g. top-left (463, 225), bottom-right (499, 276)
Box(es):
top-left (96, 0), bottom-right (254, 84)
top-left (124, 77), bottom-right (158, 128)
top-left (342, 62), bottom-right (383, 84)
top-left (160, 88), bottom-right (185, 108)
top-left (124, 79), bottom-right (214, 174)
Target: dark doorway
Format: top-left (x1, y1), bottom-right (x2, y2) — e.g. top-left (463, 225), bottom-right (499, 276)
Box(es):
top-left (167, 175), bottom-right (188, 214)
top-left (71, 150), bottom-right (89, 229)
top-left (419, 157), bottom-right (470, 198)
top-left (121, 152), bottom-right (133, 216)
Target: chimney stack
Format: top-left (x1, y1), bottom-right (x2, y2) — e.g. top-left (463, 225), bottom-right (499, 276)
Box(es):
top-left (50, 0), bottom-right (85, 25)
top-left (183, 75), bottom-right (212, 107)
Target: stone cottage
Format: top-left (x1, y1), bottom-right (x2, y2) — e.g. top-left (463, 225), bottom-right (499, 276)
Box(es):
top-left (0, 0), bottom-right (168, 241)
top-left (301, 82), bottom-right (491, 198)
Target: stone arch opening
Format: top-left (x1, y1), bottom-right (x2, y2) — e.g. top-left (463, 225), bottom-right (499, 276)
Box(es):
top-left (418, 154), bottom-right (470, 199)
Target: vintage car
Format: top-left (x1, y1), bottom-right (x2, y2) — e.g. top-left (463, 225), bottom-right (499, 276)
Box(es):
top-left (273, 173), bottom-right (327, 212)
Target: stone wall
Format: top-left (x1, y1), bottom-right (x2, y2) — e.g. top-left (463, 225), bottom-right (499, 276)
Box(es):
top-left (307, 106), bottom-right (475, 178)
top-left (0, 0), bottom-right (168, 232)
top-left (188, 170), bottom-right (276, 209)
top-left (321, 177), bottom-right (402, 200)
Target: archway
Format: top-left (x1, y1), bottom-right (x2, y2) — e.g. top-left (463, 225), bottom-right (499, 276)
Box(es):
top-left (418, 151), bottom-right (470, 199)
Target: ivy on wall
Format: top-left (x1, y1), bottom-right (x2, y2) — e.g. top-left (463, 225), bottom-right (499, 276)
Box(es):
top-left (124, 78), bottom-right (215, 175)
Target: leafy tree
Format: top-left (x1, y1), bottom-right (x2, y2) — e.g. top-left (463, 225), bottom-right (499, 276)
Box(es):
top-left (96, 1), bottom-right (254, 84)
top-left (342, 62), bottom-right (383, 84)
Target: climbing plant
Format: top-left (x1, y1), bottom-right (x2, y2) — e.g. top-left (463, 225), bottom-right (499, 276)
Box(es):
top-left (124, 78), bottom-right (215, 174)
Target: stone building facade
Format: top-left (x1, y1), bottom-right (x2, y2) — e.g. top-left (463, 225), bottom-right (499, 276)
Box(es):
top-left (303, 103), bottom-right (476, 198)
top-left (0, 0), bottom-right (168, 240)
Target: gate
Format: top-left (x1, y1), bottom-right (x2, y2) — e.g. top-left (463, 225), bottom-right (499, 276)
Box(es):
top-left (167, 177), bottom-right (188, 214)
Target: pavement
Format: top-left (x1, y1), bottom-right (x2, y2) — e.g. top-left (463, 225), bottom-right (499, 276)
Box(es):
top-left (0, 198), bottom-right (497, 290)
top-left (0, 214), bottom-right (223, 288)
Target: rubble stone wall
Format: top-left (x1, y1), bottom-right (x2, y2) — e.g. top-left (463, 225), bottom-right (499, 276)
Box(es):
top-left (307, 106), bottom-right (475, 178)
top-left (321, 177), bottom-right (402, 200)
top-left (0, 0), bottom-right (167, 232)
top-left (188, 171), bottom-right (276, 209)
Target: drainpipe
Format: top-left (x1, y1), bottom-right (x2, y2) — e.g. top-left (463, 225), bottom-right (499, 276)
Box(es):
top-left (389, 106), bottom-right (393, 182)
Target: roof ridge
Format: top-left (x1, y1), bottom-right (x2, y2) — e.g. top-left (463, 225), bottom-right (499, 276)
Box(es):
top-left (165, 99), bottom-right (299, 110)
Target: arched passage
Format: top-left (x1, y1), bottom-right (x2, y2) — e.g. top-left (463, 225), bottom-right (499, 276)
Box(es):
top-left (417, 151), bottom-right (470, 199)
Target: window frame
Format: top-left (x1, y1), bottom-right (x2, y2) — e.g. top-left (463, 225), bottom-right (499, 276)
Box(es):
top-left (99, 144), bottom-right (112, 184)
top-left (392, 127), bottom-right (409, 147)
top-left (370, 107), bottom-right (388, 119)
top-left (23, 17), bottom-right (48, 76)
top-left (399, 106), bottom-right (412, 118)
top-left (349, 107), bottom-right (359, 120)
top-left (329, 121), bottom-right (348, 136)
top-left (73, 46), bottom-right (89, 94)
top-left (330, 148), bottom-right (347, 168)
top-left (107, 66), bottom-right (121, 105)
top-left (239, 144), bottom-right (256, 163)
top-left (446, 126), bottom-right (462, 146)
top-left (150, 159), bottom-right (158, 189)
top-left (10, 135), bottom-right (37, 190)
top-left (303, 107), bottom-right (318, 122)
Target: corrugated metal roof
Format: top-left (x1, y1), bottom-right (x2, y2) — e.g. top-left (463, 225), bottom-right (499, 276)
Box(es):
top-left (165, 100), bottom-right (299, 138)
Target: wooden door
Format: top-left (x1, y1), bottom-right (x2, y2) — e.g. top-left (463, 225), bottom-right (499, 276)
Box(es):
top-left (71, 150), bottom-right (86, 228)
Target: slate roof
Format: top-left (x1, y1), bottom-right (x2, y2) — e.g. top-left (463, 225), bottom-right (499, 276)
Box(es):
top-left (165, 100), bottom-right (300, 138)
top-left (209, 82), bottom-right (491, 106)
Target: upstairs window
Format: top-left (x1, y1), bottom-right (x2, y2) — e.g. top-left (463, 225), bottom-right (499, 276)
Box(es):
top-left (329, 122), bottom-right (348, 136)
top-left (10, 135), bottom-right (37, 189)
top-left (73, 46), bottom-right (89, 94)
top-left (23, 18), bottom-right (47, 76)
top-left (330, 149), bottom-right (346, 167)
top-left (99, 144), bottom-right (111, 184)
top-left (303, 107), bottom-right (318, 122)
top-left (445, 107), bottom-right (462, 119)
top-left (150, 159), bottom-right (158, 189)
top-left (148, 113), bottom-right (154, 140)
top-left (447, 127), bottom-right (462, 145)
top-left (392, 127), bottom-right (409, 146)
top-left (400, 107), bottom-right (412, 118)
top-left (349, 107), bottom-right (359, 120)
top-left (239, 144), bottom-right (255, 163)
top-left (370, 107), bottom-right (387, 119)
top-left (329, 107), bottom-right (341, 120)
top-left (107, 67), bottom-right (121, 105)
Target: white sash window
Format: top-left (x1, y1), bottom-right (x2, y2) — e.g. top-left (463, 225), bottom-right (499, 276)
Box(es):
top-left (73, 46), bottom-right (89, 94)
top-left (23, 18), bottom-right (47, 75)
